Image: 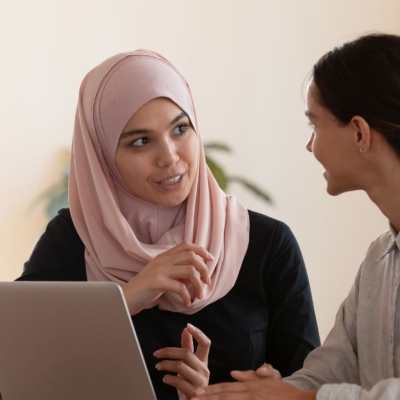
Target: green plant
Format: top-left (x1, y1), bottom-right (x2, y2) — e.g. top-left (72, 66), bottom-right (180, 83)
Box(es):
top-left (204, 142), bottom-right (272, 203)
top-left (37, 143), bottom-right (272, 219)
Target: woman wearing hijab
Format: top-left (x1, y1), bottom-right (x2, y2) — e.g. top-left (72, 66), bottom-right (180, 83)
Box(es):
top-left (17, 50), bottom-right (320, 399)
top-left (193, 33), bottom-right (400, 400)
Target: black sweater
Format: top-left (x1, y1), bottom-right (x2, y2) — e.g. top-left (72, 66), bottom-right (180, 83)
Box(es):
top-left (17, 208), bottom-right (320, 399)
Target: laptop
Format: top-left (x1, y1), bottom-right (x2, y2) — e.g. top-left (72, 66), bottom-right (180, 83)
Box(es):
top-left (0, 281), bottom-right (156, 400)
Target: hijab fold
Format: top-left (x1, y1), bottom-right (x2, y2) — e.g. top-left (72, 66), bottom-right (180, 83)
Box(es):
top-left (69, 50), bottom-right (249, 314)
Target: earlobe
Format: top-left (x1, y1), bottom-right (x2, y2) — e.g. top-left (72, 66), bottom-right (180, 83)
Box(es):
top-left (351, 116), bottom-right (371, 153)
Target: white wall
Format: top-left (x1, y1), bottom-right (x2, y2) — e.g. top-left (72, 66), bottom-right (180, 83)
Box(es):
top-left (0, 0), bottom-right (398, 341)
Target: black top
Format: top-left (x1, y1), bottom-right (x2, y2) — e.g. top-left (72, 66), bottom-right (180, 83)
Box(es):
top-left (17, 209), bottom-right (320, 399)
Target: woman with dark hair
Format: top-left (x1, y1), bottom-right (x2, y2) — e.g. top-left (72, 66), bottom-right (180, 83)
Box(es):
top-left (16, 50), bottom-right (319, 399)
top-left (193, 33), bottom-right (400, 400)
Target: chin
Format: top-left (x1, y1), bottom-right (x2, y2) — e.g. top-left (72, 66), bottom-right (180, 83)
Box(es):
top-left (325, 179), bottom-right (356, 197)
top-left (324, 175), bottom-right (343, 196)
top-left (158, 194), bottom-right (188, 208)
top-left (326, 186), bottom-right (343, 196)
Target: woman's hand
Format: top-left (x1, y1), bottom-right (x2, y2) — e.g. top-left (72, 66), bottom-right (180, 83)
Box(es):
top-left (122, 241), bottom-right (213, 315)
top-left (230, 363), bottom-right (282, 382)
top-left (192, 378), bottom-right (316, 400)
top-left (191, 364), bottom-right (314, 400)
top-left (154, 323), bottom-right (210, 400)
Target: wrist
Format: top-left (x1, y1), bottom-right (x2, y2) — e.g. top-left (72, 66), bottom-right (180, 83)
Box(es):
top-left (301, 390), bottom-right (317, 400)
top-left (122, 285), bottom-right (142, 316)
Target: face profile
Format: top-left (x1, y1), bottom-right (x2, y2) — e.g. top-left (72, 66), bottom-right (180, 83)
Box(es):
top-left (305, 81), bottom-right (363, 196)
top-left (115, 97), bottom-right (199, 208)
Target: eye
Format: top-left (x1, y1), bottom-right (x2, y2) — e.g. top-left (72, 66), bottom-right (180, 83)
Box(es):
top-left (131, 137), bottom-right (150, 147)
top-left (307, 121), bottom-right (316, 131)
top-left (173, 124), bottom-right (190, 135)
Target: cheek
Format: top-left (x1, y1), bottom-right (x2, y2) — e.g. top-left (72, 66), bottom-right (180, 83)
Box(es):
top-left (116, 152), bottom-right (147, 187)
top-left (310, 136), bottom-right (323, 161)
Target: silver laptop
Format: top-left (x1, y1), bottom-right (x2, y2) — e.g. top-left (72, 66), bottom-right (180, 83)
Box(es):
top-left (0, 282), bottom-right (156, 400)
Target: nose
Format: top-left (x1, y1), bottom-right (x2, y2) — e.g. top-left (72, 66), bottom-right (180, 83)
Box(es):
top-left (157, 139), bottom-right (179, 167)
top-left (306, 133), bottom-right (314, 153)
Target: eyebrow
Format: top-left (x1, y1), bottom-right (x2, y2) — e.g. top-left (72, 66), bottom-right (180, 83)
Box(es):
top-left (305, 111), bottom-right (317, 119)
top-left (120, 111), bottom-right (189, 139)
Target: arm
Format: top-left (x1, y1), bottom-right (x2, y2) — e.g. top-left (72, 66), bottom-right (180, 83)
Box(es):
top-left (19, 209), bottom-right (213, 316)
top-left (192, 375), bottom-right (400, 400)
top-left (316, 379), bottom-right (400, 400)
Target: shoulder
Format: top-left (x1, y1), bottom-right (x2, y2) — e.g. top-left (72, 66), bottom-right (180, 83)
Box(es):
top-left (242, 210), bottom-right (304, 279)
top-left (364, 229), bottom-right (394, 259)
top-left (47, 208), bottom-right (75, 230)
top-left (247, 209), bottom-right (297, 249)
top-left (47, 208), bottom-right (83, 250)
top-left (18, 208), bottom-right (86, 281)
top-left (42, 208), bottom-right (81, 244)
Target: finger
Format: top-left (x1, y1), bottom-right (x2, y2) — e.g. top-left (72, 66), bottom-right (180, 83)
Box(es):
top-left (163, 374), bottom-right (195, 399)
top-left (187, 323), bottom-right (211, 363)
top-left (182, 327), bottom-right (194, 352)
top-left (156, 359), bottom-right (202, 386)
top-left (154, 347), bottom-right (208, 376)
top-left (162, 241), bottom-right (214, 263)
top-left (164, 251), bottom-right (210, 285)
top-left (256, 364), bottom-right (281, 379)
top-left (159, 277), bottom-right (192, 307)
top-left (192, 394), bottom-right (250, 400)
top-left (195, 381), bottom-right (248, 396)
top-left (165, 264), bottom-right (203, 300)
top-left (176, 241), bottom-right (215, 263)
top-left (154, 347), bottom-right (197, 363)
top-left (230, 370), bottom-right (263, 382)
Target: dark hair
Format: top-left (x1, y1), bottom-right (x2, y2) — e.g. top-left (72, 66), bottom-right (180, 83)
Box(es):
top-left (312, 33), bottom-right (400, 157)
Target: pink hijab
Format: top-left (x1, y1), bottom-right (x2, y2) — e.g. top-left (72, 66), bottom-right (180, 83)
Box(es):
top-left (69, 50), bottom-right (249, 314)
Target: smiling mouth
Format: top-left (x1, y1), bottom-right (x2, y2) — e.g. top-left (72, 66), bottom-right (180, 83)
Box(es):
top-left (159, 175), bottom-right (183, 186)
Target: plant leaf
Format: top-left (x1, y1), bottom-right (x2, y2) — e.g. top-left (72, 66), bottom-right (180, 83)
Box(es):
top-left (228, 176), bottom-right (273, 204)
top-left (204, 142), bottom-right (232, 153)
top-left (206, 156), bottom-right (228, 190)
top-left (46, 191), bottom-right (69, 219)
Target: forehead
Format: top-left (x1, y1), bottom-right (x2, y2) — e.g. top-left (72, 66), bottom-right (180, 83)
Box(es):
top-left (123, 97), bottom-right (187, 129)
top-left (306, 80), bottom-right (318, 106)
top-left (305, 81), bottom-right (342, 126)
top-left (305, 81), bottom-right (319, 118)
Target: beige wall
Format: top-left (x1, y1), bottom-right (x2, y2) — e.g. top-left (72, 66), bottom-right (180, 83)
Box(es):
top-left (0, 0), bottom-right (398, 341)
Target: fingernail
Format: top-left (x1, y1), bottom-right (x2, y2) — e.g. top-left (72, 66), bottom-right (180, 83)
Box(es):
top-left (153, 350), bottom-right (161, 357)
top-left (155, 363), bottom-right (161, 370)
top-left (208, 252), bottom-right (214, 260)
top-left (187, 323), bottom-right (197, 331)
top-left (196, 388), bottom-right (205, 395)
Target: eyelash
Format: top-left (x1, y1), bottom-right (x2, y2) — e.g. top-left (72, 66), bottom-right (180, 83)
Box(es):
top-left (173, 123), bottom-right (190, 135)
top-left (307, 121), bottom-right (316, 130)
top-left (130, 123), bottom-right (190, 147)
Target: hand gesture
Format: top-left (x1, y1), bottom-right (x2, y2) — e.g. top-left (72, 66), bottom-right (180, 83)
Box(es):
top-left (122, 241), bottom-right (213, 315)
top-left (192, 364), bottom-right (316, 400)
top-left (154, 323), bottom-right (211, 399)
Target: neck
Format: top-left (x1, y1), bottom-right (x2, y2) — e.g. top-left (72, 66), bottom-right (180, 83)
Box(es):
top-left (364, 163), bottom-right (400, 233)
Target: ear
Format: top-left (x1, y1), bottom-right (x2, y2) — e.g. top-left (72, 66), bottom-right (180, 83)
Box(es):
top-left (350, 116), bottom-right (371, 153)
